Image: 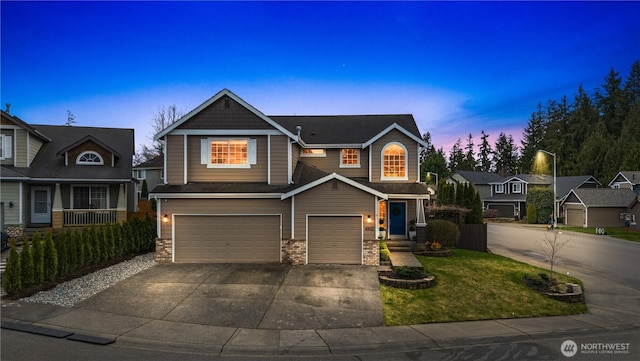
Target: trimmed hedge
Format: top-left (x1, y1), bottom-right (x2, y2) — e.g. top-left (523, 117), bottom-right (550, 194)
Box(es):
top-left (1, 217), bottom-right (156, 297)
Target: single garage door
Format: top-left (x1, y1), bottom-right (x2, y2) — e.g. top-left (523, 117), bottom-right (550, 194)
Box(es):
top-left (566, 209), bottom-right (584, 227)
top-left (488, 204), bottom-right (515, 217)
top-left (308, 216), bottom-right (362, 264)
top-left (174, 215), bottom-right (280, 263)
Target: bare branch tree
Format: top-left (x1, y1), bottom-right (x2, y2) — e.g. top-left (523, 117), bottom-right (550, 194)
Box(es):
top-left (540, 230), bottom-right (570, 282)
top-left (134, 104), bottom-right (184, 165)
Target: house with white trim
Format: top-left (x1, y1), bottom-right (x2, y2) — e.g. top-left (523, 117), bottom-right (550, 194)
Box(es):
top-left (150, 89), bottom-right (430, 265)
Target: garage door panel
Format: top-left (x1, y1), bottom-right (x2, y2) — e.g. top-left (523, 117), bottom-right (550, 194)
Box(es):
top-left (308, 216), bottom-right (361, 264)
top-left (175, 215), bottom-right (280, 263)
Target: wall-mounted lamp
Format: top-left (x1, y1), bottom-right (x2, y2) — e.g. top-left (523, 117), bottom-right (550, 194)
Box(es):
top-left (9, 201), bottom-right (14, 208)
top-left (162, 214), bottom-right (169, 223)
top-left (367, 215), bottom-right (372, 224)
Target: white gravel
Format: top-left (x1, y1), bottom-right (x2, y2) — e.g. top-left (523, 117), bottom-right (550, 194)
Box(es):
top-left (18, 253), bottom-right (156, 307)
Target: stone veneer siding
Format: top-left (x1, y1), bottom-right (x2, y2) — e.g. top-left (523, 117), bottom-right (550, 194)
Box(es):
top-left (363, 239), bottom-right (380, 266)
top-left (3, 224), bottom-right (24, 239)
top-left (155, 238), bottom-right (172, 263)
top-left (281, 239), bottom-right (306, 265)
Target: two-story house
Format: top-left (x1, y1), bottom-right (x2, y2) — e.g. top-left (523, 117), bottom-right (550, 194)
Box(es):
top-left (1, 109), bottom-right (135, 238)
top-left (150, 89), bottom-right (430, 265)
top-left (608, 171), bottom-right (640, 193)
top-left (133, 155), bottom-right (164, 200)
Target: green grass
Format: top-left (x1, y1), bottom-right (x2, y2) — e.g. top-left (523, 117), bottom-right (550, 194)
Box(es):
top-left (381, 249), bottom-right (587, 326)
top-left (560, 226), bottom-right (640, 243)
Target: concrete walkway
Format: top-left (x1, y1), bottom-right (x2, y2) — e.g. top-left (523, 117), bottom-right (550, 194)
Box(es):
top-left (388, 250), bottom-right (424, 268)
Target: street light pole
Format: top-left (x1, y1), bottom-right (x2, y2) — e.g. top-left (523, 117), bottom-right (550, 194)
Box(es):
top-left (538, 149), bottom-right (557, 229)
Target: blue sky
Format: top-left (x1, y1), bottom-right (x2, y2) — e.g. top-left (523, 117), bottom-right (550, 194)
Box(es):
top-left (2, 1), bottom-right (639, 154)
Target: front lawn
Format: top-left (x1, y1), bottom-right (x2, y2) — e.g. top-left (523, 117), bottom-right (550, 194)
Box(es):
top-left (560, 227), bottom-right (640, 243)
top-left (381, 249), bottom-right (587, 326)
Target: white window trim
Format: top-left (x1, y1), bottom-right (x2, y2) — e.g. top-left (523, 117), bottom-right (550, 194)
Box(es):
top-left (201, 137), bottom-right (255, 169)
top-left (381, 142), bottom-right (408, 181)
top-left (495, 184), bottom-right (505, 193)
top-left (340, 148), bottom-right (361, 168)
top-left (76, 151), bottom-right (104, 165)
top-left (512, 182), bottom-right (522, 194)
top-left (300, 148), bottom-right (326, 157)
top-left (0, 134), bottom-right (12, 160)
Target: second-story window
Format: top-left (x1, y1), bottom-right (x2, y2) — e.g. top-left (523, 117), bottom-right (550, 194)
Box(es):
top-left (201, 138), bottom-right (256, 168)
top-left (0, 134), bottom-right (12, 160)
top-left (382, 143), bottom-right (407, 180)
top-left (301, 149), bottom-right (326, 157)
top-left (512, 182), bottom-right (522, 193)
top-left (495, 184), bottom-right (505, 193)
top-left (340, 148), bottom-right (360, 168)
top-left (76, 151), bottom-right (104, 165)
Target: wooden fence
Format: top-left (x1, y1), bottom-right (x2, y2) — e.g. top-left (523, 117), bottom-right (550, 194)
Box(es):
top-left (457, 223), bottom-right (488, 252)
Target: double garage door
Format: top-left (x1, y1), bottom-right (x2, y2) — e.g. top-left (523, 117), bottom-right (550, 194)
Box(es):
top-left (173, 214), bottom-right (363, 264)
top-left (174, 215), bottom-right (281, 263)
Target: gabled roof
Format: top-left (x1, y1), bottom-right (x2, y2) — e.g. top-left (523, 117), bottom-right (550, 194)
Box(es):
top-left (55, 134), bottom-right (121, 158)
top-left (153, 89), bottom-right (298, 141)
top-left (608, 171), bottom-right (640, 187)
top-left (1, 110), bottom-right (51, 142)
top-left (272, 115), bottom-right (425, 147)
top-left (562, 188), bottom-right (637, 207)
top-left (513, 173), bottom-right (552, 185)
top-left (556, 175), bottom-right (601, 199)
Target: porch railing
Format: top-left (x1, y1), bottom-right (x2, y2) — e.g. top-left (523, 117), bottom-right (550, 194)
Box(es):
top-left (63, 209), bottom-right (118, 226)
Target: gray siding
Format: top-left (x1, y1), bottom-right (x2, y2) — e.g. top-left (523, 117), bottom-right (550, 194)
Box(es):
top-left (28, 135), bottom-right (44, 166)
top-left (269, 135), bottom-right (289, 185)
top-left (159, 198), bottom-right (291, 239)
top-left (14, 129), bottom-right (28, 167)
top-left (293, 180), bottom-right (376, 240)
top-left (178, 96), bottom-right (275, 130)
top-left (588, 207), bottom-right (629, 227)
top-left (1, 182), bottom-right (21, 225)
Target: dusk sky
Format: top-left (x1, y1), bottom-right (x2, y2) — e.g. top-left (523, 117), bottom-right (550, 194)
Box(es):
top-left (2, 1), bottom-right (639, 155)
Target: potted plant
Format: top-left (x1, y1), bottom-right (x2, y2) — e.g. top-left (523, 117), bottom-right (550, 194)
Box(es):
top-left (379, 226), bottom-right (387, 240)
top-left (408, 219), bottom-right (417, 240)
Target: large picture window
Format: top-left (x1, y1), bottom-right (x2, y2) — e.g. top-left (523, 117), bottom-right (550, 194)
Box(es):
top-left (340, 148), bottom-right (360, 168)
top-left (73, 186), bottom-right (108, 209)
top-left (382, 143), bottom-right (407, 179)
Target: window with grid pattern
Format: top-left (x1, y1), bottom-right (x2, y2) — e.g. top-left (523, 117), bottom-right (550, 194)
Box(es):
top-left (211, 140), bottom-right (248, 165)
top-left (341, 148), bottom-right (359, 167)
top-left (383, 144), bottom-right (406, 178)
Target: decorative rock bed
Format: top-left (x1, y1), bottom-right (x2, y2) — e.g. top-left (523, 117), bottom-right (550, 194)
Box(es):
top-left (545, 283), bottom-right (584, 303)
top-left (413, 249), bottom-right (452, 257)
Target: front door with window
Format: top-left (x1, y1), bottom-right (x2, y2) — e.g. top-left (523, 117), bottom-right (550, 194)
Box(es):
top-left (388, 202), bottom-right (406, 239)
top-left (31, 187), bottom-right (51, 224)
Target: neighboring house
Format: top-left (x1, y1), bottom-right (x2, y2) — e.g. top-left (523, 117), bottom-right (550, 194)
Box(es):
top-left (133, 155), bottom-right (164, 199)
top-left (150, 89), bottom-right (430, 265)
top-left (561, 188), bottom-right (637, 228)
top-left (447, 171), bottom-right (600, 219)
top-left (608, 171), bottom-right (640, 193)
top-left (628, 195), bottom-right (640, 232)
top-left (0, 109), bottom-right (135, 238)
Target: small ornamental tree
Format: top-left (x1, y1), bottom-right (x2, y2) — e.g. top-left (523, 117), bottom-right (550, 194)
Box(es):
top-left (141, 179), bottom-right (149, 199)
top-left (3, 239), bottom-right (22, 296)
top-left (540, 230), bottom-right (570, 282)
top-left (20, 235), bottom-right (35, 288)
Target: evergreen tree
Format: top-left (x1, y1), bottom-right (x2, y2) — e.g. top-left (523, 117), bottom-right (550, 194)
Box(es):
top-left (520, 103), bottom-right (547, 173)
top-left (596, 68), bottom-right (627, 137)
top-left (623, 60), bottom-right (640, 108)
top-left (20, 235), bottom-right (35, 288)
top-left (459, 133), bottom-right (476, 171)
top-left (2, 239), bottom-right (22, 296)
top-left (466, 189), bottom-right (484, 224)
top-left (448, 139), bottom-right (464, 173)
top-left (618, 102), bottom-right (640, 172)
top-left (43, 231), bottom-right (58, 281)
top-left (421, 147), bottom-right (448, 183)
top-left (141, 179), bottom-right (149, 199)
top-left (478, 130), bottom-right (493, 172)
top-left (32, 232), bottom-right (45, 284)
top-left (493, 133), bottom-right (519, 176)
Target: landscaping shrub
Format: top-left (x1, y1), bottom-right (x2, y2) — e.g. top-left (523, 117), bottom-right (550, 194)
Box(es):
top-left (426, 219), bottom-right (460, 248)
top-left (3, 239), bottom-right (22, 296)
top-left (32, 232), bottom-right (45, 284)
top-left (43, 231), bottom-right (58, 281)
top-left (394, 266), bottom-right (425, 280)
top-left (55, 231), bottom-right (69, 277)
top-left (380, 241), bottom-right (391, 262)
top-left (527, 203), bottom-right (537, 224)
top-left (20, 235), bottom-right (35, 288)
top-left (526, 188), bottom-right (553, 224)
top-left (466, 191), bottom-right (484, 224)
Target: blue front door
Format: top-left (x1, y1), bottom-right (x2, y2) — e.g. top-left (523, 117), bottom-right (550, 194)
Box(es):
top-left (389, 202), bottom-right (406, 238)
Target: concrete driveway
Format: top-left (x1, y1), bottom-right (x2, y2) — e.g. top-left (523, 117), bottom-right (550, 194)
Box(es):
top-left (75, 263), bottom-right (384, 330)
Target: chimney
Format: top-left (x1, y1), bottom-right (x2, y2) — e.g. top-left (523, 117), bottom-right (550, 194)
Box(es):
top-left (5, 103), bottom-right (10, 114)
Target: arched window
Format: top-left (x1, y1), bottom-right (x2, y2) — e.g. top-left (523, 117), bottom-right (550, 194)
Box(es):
top-left (76, 151), bottom-right (104, 165)
top-left (382, 143), bottom-right (407, 179)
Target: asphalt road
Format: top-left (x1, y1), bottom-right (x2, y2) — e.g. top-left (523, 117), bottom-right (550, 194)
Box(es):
top-left (487, 223), bottom-right (640, 316)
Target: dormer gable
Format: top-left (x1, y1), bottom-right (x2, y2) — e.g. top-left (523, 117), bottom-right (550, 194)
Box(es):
top-left (56, 135), bottom-right (120, 167)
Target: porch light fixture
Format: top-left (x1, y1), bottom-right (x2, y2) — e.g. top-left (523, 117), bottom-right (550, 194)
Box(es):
top-left (163, 214), bottom-right (169, 223)
top-left (367, 215), bottom-right (372, 223)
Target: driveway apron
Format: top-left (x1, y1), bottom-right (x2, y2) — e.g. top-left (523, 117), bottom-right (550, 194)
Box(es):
top-left (76, 263), bottom-right (384, 330)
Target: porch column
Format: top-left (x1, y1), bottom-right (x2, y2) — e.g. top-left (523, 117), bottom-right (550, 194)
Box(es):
top-left (52, 183), bottom-right (63, 229)
top-left (416, 197), bottom-right (428, 243)
top-left (116, 184), bottom-right (127, 223)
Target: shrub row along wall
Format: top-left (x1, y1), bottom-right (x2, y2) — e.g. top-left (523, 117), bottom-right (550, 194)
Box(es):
top-left (2, 218), bottom-right (156, 297)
